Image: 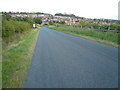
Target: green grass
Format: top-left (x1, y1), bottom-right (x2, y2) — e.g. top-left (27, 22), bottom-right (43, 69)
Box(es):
top-left (48, 26), bottom-right (119, 48)
top-left (0, 38), bottom-right (2, 89)
top-left (0, 64), bottom-right (1, 90)
top-left (2, 27), bottom-right (40, 88)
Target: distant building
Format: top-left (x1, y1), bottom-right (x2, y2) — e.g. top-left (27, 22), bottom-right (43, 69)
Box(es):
top-left (7, 12), bottom-right (118, 25)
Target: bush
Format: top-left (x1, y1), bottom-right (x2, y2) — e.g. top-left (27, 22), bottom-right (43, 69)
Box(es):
top-left (2, 20), bottom-right (15, 37)
top-left (33, 17), bottom-right (42, 24)
top-left (2, 18), bottom-right (31, 43)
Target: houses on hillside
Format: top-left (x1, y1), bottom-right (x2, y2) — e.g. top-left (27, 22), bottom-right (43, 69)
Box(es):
top-left (8, 12), bottom-right (119, 25)
top-left (9, 13), bottom-right (81, 25)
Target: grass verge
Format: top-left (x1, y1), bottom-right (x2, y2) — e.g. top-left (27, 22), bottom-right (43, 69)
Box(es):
top-left (2, 27), bottom-right (40, 88)
top-left (0, 62), bottom-right (1, 89)
top-left (48, 26), bottom-right (119, 48)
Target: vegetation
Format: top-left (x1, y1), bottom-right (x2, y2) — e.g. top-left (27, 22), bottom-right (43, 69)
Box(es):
top-left (49, 21), bottom-right (65, 25)
top-left (2, 14), bottom-right (31, 44)
top-left (49, 20), bottom-right (120, 31)
top-left (16, 17), bottom-right (35, 26)
top-left (54, 13), bottom-right (84, 19)
top-left (54, 13), bottom-right (120, 30)
top-left (2, 13), bottom-right (42, 45)
top-left (33, 17), bottom-right (42, 24)
top-left (1, 12), bottom-right (120, 88)
top-left (71, 21), bottom-right (120, 30)
top-left (55, 13), bottom-right (76, 17)
top-left (2, 12), bottom-right (41, 88)
top-left (48, 26), bottom-right (119, 48)
top-left (49, 21), bottom-right (54, 25)
top-left (2, 27), bottom-right (40, 88)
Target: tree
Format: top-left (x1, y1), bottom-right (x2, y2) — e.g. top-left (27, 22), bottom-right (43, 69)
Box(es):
top-left (33, 17), bottom-right (42, 24)
top-left (59, 21), bottom-right (65, 24)
top-left (49, 21), bottom-right (54, 25)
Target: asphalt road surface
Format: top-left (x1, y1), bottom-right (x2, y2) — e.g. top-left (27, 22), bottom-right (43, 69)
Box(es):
top-left (25, 27), bottom-right (118, 88)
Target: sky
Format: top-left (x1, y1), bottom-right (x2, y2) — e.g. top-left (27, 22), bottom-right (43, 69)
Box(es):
top-left (0, 0), bottom-right (119, 20)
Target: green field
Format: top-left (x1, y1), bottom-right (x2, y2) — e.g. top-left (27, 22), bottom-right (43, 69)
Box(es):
top-left (2, 27), bottom-right (40, 88)
top-left (48, 26), bottom-right (119, 48)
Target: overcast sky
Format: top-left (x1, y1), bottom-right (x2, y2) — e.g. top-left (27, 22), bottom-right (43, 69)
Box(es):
top-left (0, 0), bottom-right (119, 20)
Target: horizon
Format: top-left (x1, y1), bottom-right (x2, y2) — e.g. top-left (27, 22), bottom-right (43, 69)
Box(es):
top-left (1, 11), bottom-right (119, 20)
top-left (1, 0), bottom-right (119, 20)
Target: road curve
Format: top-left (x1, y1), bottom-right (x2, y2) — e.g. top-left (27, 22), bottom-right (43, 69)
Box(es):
top-left (24, 27), bottom-right (118, 88)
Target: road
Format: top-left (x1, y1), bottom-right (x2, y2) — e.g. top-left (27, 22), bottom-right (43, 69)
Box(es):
top-left (24, 27), bottom-right (118, 88)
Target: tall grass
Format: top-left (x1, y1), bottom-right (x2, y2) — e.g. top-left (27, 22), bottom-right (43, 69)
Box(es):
top-left (48, 27), bottom-right (119, 47)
